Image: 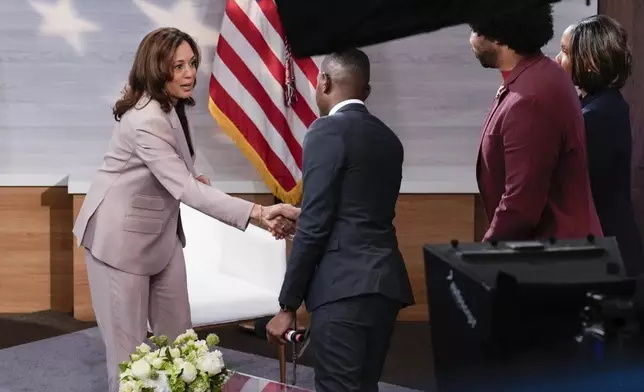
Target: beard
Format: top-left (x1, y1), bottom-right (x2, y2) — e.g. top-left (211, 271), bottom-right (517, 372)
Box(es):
top-left (474, 47), bottom-right (498, 69)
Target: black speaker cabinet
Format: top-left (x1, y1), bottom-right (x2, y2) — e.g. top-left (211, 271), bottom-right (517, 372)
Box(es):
top-left (424, 237), bottom-right (644, 391)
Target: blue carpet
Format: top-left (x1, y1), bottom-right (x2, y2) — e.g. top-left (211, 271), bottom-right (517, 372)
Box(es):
top-left (0, 327), bottom-right (421, 392)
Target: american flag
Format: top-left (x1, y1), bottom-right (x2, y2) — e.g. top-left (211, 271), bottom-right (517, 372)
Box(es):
top-left (208, 0), bottom-right (320, 205)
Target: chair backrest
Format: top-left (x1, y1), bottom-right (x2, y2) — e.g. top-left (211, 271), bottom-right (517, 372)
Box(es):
top-left (180, 203), bottom-right (287, 293)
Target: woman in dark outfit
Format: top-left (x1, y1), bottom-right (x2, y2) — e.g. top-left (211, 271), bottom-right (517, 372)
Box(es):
top-left (556, 15), bottom-right (643, 276)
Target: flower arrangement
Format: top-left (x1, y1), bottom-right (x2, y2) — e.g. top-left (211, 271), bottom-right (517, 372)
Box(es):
top-left (118, 329), bottom-right (229, 392)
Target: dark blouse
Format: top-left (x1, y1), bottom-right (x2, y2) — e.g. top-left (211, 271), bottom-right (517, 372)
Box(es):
top-left (581, 88), bottom-right (644, 276)
top-left (175, 101), bottom-right (194, 157)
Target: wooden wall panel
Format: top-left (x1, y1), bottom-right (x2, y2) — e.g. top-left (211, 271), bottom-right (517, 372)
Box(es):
top-left (0, 189), bottom-right (477, 322)
top-left (0, 187), bottom-right (73, 313)
top-left (474, 194), bottom-right (489, 242)
top-left (395, 195), bottom-right (476, 321)
top-left (72, 194), bottom-right (91, 321)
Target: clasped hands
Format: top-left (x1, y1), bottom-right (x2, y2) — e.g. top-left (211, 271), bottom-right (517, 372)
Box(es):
top-left (251, 203), bottom-right (301, 239)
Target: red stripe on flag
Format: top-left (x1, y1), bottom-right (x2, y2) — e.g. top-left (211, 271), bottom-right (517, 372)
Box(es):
top-left (215, 36), bottom-right (303, 168)
top-left (255, 0), bottom-right (285, 38)
top-left (294, 57), bottom-right (320, 88)
top-left (292, 90), bottom-right (317, 127)
top-left (226, 1), bottom-right (318, 127)
top-left (227, 0), bottom-right (285, 84)
top-left (254, 0), bottom-right (320, 87)
top-left (210, 74), bottom-right (297, 191)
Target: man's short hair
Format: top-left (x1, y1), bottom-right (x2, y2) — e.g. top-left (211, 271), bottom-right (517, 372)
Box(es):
top-left (469, 4), bottom-right (554, 56)
top-left (324, 48), bottom-right (371, 85)
top-left (570, 15), bottom-right (632, 93)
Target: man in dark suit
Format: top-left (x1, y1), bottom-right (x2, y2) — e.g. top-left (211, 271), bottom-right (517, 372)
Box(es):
top-left (265, 49), bottom-right (414, 391)
top-left (469, 4), bottom-right (603, 241)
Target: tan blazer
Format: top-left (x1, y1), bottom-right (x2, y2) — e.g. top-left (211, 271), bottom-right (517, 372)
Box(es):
top-left (73, 97), bottom-right (254, 276)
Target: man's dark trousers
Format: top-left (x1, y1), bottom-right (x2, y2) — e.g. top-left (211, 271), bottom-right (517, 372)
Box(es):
top-left (310, 294), bottom-right (401, 392)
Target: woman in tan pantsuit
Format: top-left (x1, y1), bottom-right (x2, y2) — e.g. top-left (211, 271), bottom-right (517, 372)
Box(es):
top-left (72, 28), bottom-right (293, 392)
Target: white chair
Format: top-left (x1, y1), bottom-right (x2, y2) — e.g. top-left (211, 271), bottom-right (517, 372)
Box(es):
top-left (180, 202), bottom-right (289, 382)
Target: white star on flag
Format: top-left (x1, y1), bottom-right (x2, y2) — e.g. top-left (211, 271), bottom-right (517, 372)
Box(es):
top-left (29, 0), bottom-right (100, 55)
top-left (132, 0), bottom-right (220, 75)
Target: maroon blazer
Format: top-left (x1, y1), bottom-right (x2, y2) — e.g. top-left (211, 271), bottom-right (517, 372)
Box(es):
top-left (477, 53), bottom-right (602, 241)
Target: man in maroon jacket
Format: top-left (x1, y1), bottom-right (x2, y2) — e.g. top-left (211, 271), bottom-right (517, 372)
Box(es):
top-left (469, 4), bottom-right (602, 241)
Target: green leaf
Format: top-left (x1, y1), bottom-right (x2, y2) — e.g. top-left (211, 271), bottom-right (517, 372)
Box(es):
top-left (189, 376), bottom-right (210, 392)
top-left (205, 334), bottom-right (220, 348)
top-left (157, 335), bottom-right (169, 347)
top-left (150, 335), bottom-right (169, 348)
top-left (169, 374), bottom-right (187, 392)
top-left (118, 362), bottom-right (128, 373)
top-left (161, 361), bottom-right (174, 373)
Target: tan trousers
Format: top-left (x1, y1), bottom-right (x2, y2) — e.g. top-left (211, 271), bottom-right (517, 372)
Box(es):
top-left (84, 239), bottom-right (191, 392)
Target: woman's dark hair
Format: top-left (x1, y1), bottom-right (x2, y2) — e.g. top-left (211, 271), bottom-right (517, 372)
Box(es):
top-left (113, 27), bottom-right (201, 121)
top-left (569, 15), bottom-right (632, 94)
top-left (469, 4), bottom-right (554, 56)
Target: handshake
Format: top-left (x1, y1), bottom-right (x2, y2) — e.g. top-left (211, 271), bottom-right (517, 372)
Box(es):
top-left (194, 175), bottom-right (300, 239)
top-left (251, 203), bottom-right (301, 239)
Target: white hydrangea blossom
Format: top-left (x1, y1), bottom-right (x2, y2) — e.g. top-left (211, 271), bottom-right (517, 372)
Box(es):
top-left (118, 329), bottom-right (229, 392)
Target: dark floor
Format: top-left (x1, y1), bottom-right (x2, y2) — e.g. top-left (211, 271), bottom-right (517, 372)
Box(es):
top-left (0, 311), bottom-right (433, 391)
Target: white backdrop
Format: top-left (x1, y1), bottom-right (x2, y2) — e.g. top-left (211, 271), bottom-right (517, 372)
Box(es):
top-left (0, 0), bottom-right (594, 191)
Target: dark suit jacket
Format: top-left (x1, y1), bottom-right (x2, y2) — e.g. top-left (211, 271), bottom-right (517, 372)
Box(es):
top-left (477, 53), bottom-right (603, 241)
top-left (582, 89), bottom-right (644, 276)
top-left (278, 103), bottom-right (415, 312)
